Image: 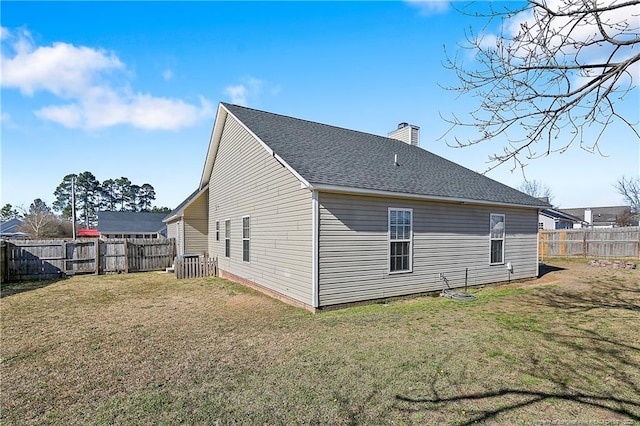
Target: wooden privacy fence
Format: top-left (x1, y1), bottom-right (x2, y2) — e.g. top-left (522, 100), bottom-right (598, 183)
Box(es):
top-left (1, 238), bottom-right (176, 282)
top-left (174, 256), bottom-right (217, 279)
top-left (539, 227), bottom-right (640, 259)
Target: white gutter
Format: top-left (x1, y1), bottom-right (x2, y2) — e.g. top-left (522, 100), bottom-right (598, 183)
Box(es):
top-left (311, 190), bottom-right (319, 308)
top-left (308, 183), bottom-right (549, 210)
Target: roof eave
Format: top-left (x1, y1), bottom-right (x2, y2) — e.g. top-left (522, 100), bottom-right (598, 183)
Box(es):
top-left (200, 104), bottom-right (229, 189)
top-left (309, 183), bottom-right (548, 210)
top-left (162, 185), bottom-right (209, 223)
top-left (212, 103), bottom-right (311, 188)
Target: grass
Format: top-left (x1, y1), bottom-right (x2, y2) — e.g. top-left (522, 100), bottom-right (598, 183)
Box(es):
top-left (1, 260), bottom-right (639, 425)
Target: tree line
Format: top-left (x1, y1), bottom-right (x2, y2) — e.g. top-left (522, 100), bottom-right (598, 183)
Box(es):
top-left (1, 172), bottom-right (172, 238)
top-left (52, 172), bottom-right (170, 227)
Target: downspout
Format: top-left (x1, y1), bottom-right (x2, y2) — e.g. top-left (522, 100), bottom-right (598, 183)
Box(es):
top-left (537, 209), bottom-right (541, 276)
top-left (312, 190), bottom-right (319, 308)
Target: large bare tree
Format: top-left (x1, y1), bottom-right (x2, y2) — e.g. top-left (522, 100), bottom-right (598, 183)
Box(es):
top-left (442, 0), bottom-right (639, 172)
top-left (615, 175), bottom-right (640, 212)
top-left (518, 179), bottom-right (555, 204)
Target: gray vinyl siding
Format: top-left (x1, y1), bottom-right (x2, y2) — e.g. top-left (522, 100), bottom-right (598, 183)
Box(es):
top-left (166, 220), bottom-right (178, 242)
top-left (184, 189), bottom-right (208, 255)
top-left (208, 114), bottom-right (313, 305)
top-left (165, 220), bottom-right (182, 255)
top-left (318, 192), bottom-right (538, 306)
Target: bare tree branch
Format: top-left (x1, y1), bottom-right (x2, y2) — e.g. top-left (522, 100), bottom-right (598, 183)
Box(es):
top-left (440, 0), bottom-right (640, 173)
top-left (614, 175), bottom-right (640, 213)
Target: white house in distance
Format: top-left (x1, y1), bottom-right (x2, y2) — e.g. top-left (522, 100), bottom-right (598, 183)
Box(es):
top-left (562, 206), bottom-right (635, 228)
top-left (538, 208), bottom-right (586, 230)
top-left (167, 103), bottom-right (549, 311)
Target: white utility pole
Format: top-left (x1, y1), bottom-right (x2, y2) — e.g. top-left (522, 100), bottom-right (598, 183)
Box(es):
top-left (71, 176), bottom-right (77, 239)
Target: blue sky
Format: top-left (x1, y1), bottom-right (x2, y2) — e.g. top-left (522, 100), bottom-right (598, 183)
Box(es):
top-left (2, 1), bottom-right (638, 212)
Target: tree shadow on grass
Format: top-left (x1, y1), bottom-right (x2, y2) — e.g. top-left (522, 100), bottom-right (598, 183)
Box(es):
top-left (530, 278), bottom-right (640, 314)
top-left (396, 389), bottom-right (639, 426)
top-left (394, 274), bottom-right (640, 425)
top-left (0, 278), bottom-right (66, 298)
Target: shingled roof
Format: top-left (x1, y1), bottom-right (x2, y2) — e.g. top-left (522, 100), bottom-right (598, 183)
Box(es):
top-left (218, 103), bottom-right (548, 209)
top-left (97, 211), bottom-right (167, 234)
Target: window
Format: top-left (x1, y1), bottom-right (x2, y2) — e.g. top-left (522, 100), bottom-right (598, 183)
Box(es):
top-left (224, 219), bottom-right (230, 258)
top-left (242, 216), bottom-right (250, 262)
top-left (389, 208), bottom-right (412, 273)
top-left (538, 222), bottom-right (544, 230)
top-left (215, 221), bottom-right (220, 241)
top-left (490, 214), bottom-right (505, 264)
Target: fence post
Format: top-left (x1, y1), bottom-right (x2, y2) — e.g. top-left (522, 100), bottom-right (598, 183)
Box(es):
top-left (63, 241), bottom-right (69, 274)
top-left (124, 241), bottom-right (129, 273)
top-left (94, 239), bottom-right (100, 275)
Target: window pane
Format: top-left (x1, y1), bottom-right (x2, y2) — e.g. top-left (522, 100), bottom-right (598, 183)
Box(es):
top-left (491, 240), bottom-right (503, 264)
top-left (402, 224), bottom-right (410, 240)
top-left (403, 211), bottom-right (411, 225)
top-left (225, 239), bottom-right (230, 258)
top-left (225, 220), bottom-right (230, 238)
top-left (390, 241), bottom-right (410, 272)
top-left (490, 215), bottom-right (504, 238)
top-left (243, 240), bottom-right (249, 262)
top-left (243, 217), bottom-right (250, 239)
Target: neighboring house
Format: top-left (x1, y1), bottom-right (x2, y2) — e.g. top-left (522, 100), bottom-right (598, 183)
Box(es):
top-left (539, 208), bottom-right (586, 230)
top-left (97, 211), bottom-right (168, 239)
top-left (0, 218), bottom-right (27, 239)
top-left (187, 103), bottom-right (548, 311)
top-left (163, 187), bottom-right (209, 256)
top-left (562, 206), bottom-right (636, 228)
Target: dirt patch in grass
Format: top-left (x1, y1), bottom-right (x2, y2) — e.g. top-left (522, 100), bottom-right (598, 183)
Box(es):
top-left (1, 260), bottom-right (639, 425)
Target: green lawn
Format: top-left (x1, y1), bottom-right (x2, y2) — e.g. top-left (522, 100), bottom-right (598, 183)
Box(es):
top-left (1, 260), bottom-right (639, 425)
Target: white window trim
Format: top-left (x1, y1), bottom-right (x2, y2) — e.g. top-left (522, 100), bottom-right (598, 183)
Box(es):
top-left (242, 215), bottom-right (250, 263)
top-left (388, 207), bottom-right (413, 274)
top-left (215, 220), bottom-right (220, 241)
top-left (490, 213), bottom-right (505, 265)
top-left (224, 219), bottom-right (230, 258)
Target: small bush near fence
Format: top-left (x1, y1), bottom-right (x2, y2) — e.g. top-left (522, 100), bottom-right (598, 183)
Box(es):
top-left (1, 238), bottom-right (176, 282)
top-left (539, 227), bottom-right (640, 259)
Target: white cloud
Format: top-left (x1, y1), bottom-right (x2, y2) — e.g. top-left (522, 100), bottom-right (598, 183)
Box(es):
top-left (405, 0), bottom-right (450, 16)
top-left (1, 27), bottom-right (214, 131)
top-left (34, 104), bottom-right (82, 128)
top-left (162, 69), bottom-right (173, 81)
top-left (224, 84), bottom-right (249, 106)
top-left (504, 0), bottom-right (638, 61)
top-left (477, 0), bottom-right (640, 91)
top-left (34, 89), bottom-right (214, 130)
top-left (224, 76), bottom-right (273, 106)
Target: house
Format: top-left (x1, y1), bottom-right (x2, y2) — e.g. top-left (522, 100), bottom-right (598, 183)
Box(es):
top-left (562, 206), bottom-right (636, 228)
top-left (97, 211), bottom-right (168, 239)
top-left (182, 103), bottom-right (548, 311)
top-left (163, 187), bottom-right (209, 256)
top-left (538, 208), bottom-right (586, 230)
top-left (0, 218), bottom-right (27, 239)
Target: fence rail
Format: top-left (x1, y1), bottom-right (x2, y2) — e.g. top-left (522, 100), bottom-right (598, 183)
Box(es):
top-left (1, 238), bottom-right (176, 282)
top-left (539, 227), bottom-right (640, 259)
top-left (175, 256), bottom-right (217, 279)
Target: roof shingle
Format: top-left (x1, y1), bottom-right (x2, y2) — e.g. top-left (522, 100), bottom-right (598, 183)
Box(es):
top-left (223, 103), bottom-right (548, 208)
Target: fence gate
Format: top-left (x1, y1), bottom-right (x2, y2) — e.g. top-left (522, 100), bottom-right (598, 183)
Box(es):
top-left (175, 256), bottom-right (217, 279)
